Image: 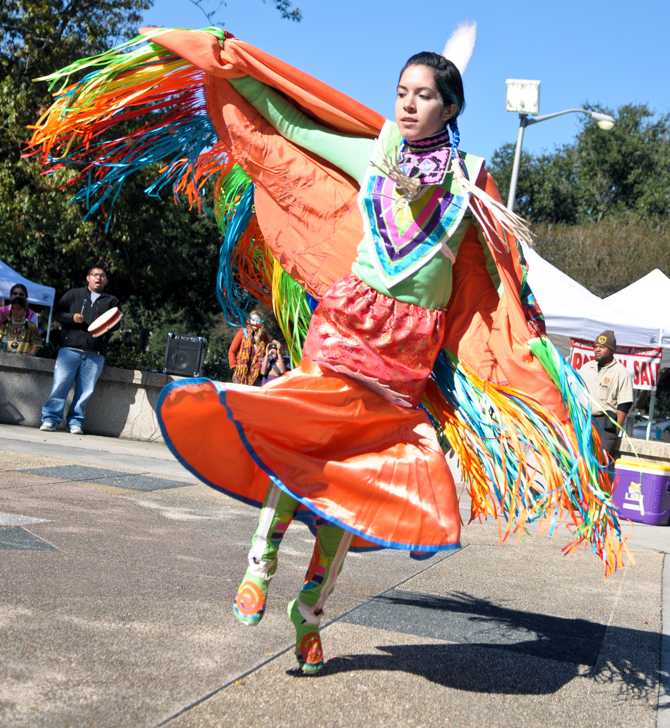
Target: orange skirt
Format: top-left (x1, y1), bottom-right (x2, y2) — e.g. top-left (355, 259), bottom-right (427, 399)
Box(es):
top-left (157, 276), bottom-right (461, 554)
top-left (157, 357), bottom-right (461, 553)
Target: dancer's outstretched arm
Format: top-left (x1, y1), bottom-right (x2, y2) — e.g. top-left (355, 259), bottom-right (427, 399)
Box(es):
top-left (229, 76), bottom-right (375, 184)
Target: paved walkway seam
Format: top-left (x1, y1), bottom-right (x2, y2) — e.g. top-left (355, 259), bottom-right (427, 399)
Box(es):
top-left (154, 546), bottom-right (468, 726)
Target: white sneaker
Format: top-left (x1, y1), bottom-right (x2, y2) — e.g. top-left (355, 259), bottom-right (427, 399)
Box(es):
top-left (40, 422), bottom-right (57, 432)
top-left (69, 426), bottom-right (84, 435)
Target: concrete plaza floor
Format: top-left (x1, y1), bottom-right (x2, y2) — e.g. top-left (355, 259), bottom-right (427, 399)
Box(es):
top-left (0, 423), bottom-right (668, 728)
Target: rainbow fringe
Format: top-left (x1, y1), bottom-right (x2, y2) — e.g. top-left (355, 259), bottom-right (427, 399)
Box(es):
top-left (26, 28), bottom-right (228, 227)
top-left (214, 165), bottom-right (260, 326)
top-left (271, 264), bottom-right (314, 365)
top-left (423, 349), bottom-right (624, 576)
top-left (211, 163), bottom-right (314, 358)
top-left (528, 337), bottom-right (602, 481)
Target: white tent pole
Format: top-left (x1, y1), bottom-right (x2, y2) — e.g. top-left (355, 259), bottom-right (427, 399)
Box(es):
top-left (645, 391), bottom-right (657, 441)
top-left (645, 327), bottom-right (664, 441)
top-left (46, 305), bottom-right (53, 344)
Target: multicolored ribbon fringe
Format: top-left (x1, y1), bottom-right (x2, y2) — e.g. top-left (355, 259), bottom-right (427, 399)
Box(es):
top-left (271, 263), bottom-right (314, 365)
top-left (211, 163), bottom-right (313, 361)
top-left (27, 29), bottom-right (230, 229)
top-left (212, 165), bottom-right (260, 325)
top-left (423, 348), bottom-right (624, 576)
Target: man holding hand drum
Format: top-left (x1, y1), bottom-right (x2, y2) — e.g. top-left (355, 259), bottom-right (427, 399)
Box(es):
top-left (40, 266), bottom-right (121, 435)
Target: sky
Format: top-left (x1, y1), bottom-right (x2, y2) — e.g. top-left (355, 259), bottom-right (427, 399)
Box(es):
top-left (143, 0), bottom-right (669, 161)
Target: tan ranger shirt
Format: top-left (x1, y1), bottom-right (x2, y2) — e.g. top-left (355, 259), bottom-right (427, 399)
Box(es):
top-left (581, 358), bottom-right (634, 415)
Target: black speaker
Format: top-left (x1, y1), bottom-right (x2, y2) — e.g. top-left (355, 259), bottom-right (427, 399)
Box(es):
top-left (164, 333), bottom-right (207, 376)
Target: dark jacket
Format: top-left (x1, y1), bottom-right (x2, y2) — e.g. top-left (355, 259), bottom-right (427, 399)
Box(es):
top-left (55, 287), bottom-right (119, 355)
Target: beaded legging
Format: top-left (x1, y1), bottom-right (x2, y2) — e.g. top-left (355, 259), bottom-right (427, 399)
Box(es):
top-left (245, 485), bottom-right (351, 622)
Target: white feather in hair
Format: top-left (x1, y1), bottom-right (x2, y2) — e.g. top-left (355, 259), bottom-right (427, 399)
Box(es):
top-left (442, 21), bottom-right (477, 75)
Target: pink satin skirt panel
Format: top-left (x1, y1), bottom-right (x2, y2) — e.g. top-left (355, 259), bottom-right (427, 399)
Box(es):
top-left (302, 274), bottom-right (447, 407)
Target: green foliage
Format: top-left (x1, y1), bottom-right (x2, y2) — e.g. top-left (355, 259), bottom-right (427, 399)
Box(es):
top-left (576, 105), bottom-right (670, 221)
top-left (490, 143), bottom-right (579, 224)
top-left (104, 298), bottom-right (237, 380)
top-left (533, 215), bottom-right (670, 298)
top-left (490, 103), bottom-right (670, 300)
top-left (490, 105), bottom-right (670, 225)
top-left (190, 0), bottom-right (301, 24)
top-left (1, 1), bottom-right (151, 71)
top-left (0, 0), bottom-right (155, 292)
top-left (1, 1), bottom-right (152, 159)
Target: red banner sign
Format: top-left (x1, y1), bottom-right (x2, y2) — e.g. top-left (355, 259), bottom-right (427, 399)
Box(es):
top-left (569, 338), bottom-right (662, 391)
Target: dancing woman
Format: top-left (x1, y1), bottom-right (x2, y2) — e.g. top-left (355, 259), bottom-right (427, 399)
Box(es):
top-left (231, 49), bottom-right (480, 673)
top-left (28, 23), bottom-right (624, 675)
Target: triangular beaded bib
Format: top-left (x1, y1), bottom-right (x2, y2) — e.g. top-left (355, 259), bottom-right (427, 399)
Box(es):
top-left (359, 121), bottom-right (484, 288)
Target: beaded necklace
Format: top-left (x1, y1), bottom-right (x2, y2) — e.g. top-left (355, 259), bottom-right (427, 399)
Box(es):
top-left (397, 126), bottom-right (453, 186)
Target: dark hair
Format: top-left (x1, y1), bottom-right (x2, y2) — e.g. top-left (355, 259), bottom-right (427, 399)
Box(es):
top-left (87, 265), bottom-right (107, 275)
top-left (399, 52), bottom-right (465, 117)
top-left (10, 283), bottom-right (28, 297)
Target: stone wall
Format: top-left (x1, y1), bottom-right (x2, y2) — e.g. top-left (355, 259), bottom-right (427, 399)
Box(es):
top-left (0, 352), bottom-right (182, 441)
top-left (4, 350), bottom-right (670, 457)
top-left (620, 436), bottom-right (670, 463)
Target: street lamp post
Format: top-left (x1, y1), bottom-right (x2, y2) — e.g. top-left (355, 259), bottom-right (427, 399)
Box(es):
top-left (507, 114), bottom-right (529, 214)
top-left (505, 79), bottom-right (615, 211)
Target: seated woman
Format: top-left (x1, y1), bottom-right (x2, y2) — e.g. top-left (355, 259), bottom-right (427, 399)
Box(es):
top-left (0, 288), bottom-right (42, 355)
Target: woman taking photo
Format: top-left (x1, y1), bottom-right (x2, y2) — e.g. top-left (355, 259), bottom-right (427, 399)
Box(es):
top-left (260, 338), bottom-right (287, 385)
top-left (0, 284), bottom-right (39, 327)
top-left (227, 310), bottom-right (268, 386)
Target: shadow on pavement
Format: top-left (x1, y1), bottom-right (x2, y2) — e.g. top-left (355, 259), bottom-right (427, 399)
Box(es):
top-left (317, 592), bottom-right (668, 701)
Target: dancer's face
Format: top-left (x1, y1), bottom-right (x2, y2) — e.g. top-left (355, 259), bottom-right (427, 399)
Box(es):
top-left (395, 64), bottom-right (455, 142)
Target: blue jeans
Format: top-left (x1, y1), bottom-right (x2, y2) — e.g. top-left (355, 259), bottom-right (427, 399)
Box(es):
top-left (41, 347), bottom-right (105, 428)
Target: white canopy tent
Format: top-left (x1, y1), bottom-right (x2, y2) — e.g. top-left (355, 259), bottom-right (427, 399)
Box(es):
top-left (603, 268), bottom-right (670, 346)
top-left (523, 247), bottom-right (670, 440)
top-left (0, 260), bottom-right (56, 342)
top-left (523, 246), bottom-right (670, 356)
